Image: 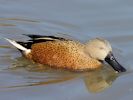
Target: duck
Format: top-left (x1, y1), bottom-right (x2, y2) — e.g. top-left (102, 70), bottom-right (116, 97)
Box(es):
top-left (5, 34), bottom-right (126, 72)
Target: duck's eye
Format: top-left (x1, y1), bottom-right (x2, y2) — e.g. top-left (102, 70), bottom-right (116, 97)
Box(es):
top-left (98, 60), bottom-right (104, 63)
top-left (99, 47), bottom-right (104, 50)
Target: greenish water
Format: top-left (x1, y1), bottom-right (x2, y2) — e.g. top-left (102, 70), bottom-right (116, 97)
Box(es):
top-left (0, 0), bottom-right (133, 100)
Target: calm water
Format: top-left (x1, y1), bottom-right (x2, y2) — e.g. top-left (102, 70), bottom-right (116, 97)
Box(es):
top-left (0, 0), bottom-right (133, 100)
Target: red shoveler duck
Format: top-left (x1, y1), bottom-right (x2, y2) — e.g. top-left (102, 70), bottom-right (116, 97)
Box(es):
top-left (5, 34), bottom-right (126, 72)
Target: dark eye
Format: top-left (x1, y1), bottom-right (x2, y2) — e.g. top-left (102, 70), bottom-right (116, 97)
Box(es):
top-left (98, 60), bottom-right (104, 63)
top-left (99, 47), bottom-right (104, 50)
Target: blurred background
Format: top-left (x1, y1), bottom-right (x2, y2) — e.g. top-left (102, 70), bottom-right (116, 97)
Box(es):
top-left (0, 0), bottom-right (133, 100)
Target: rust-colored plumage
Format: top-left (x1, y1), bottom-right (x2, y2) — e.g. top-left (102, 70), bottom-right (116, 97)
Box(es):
top-left (29, 41), bottom-right (102, 70)
top-left (5, 34), bottom-right (126, 72)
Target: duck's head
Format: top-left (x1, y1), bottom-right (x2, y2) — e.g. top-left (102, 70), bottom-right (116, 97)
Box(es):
top-left (84, 38), bottom-right (126, 72)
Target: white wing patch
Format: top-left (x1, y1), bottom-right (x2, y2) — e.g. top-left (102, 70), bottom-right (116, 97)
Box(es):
top-left (34, 37), bottom-right (57, 40)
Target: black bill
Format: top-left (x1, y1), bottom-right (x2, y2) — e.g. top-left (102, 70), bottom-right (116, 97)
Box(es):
top-left (105, 52), bottom-right (126, 72)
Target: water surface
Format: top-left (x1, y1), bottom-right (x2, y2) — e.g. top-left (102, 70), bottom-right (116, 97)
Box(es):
top-left (0, 0), bottom-right (133, 100)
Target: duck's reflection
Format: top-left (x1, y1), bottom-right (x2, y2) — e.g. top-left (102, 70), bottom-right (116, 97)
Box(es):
top-left (8, 57), bottom-right (118, 93)
top-left (83, 66), bottom-right (118, 93)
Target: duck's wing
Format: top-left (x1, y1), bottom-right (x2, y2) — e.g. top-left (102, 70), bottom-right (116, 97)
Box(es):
top-left (18, 34), bottom-right (69, 49)
top-left (24, 34), bottom-right (68, 42)
top-left (5, 34), bottom-right (70, 54)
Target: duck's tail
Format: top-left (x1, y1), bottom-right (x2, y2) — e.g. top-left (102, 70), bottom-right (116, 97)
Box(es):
top-left (4, 34), bottom-right (67, 54)
top-left (4, 38), bottom-right (31, 54)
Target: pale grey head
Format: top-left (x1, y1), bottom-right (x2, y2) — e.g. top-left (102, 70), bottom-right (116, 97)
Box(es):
top-left (84, 38), bottom-right (126, 72)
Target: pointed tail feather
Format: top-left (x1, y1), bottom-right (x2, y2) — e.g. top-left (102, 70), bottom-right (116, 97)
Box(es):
top-left (4, 38), bottom-right (31, 54)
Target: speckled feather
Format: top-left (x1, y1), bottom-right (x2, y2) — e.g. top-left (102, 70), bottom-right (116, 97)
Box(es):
top-left (26, 40), bottom-right (102, 71)
top-left (6, 34), bottom-right (126, 72)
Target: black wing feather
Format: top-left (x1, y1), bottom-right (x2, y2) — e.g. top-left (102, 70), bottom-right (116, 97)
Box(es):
top-left (17, 34), bottom-right (67, 49)
top-left (23, 34), bottom-right (66, 41)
